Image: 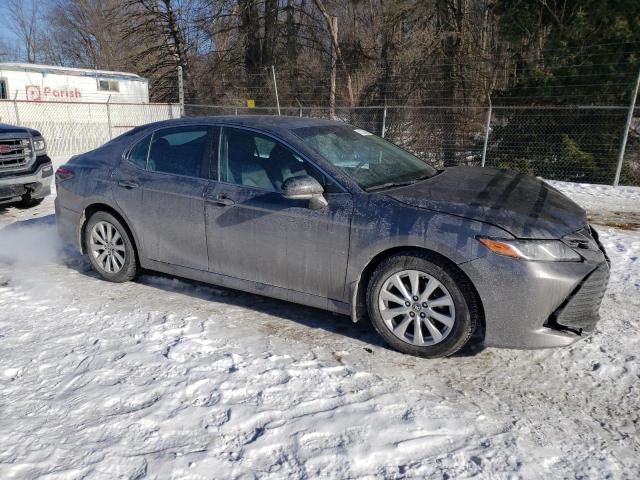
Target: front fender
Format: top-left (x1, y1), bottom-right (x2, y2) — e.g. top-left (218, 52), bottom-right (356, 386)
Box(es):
top-left (346, 194), bottom-right (509, 320)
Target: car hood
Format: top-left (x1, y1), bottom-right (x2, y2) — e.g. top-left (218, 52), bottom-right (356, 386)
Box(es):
top-left (384, 166), bottom-right (587, 239)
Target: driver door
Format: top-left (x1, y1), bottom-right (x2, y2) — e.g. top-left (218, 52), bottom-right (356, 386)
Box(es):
top-left (205, 127), bottom-right (353, 301)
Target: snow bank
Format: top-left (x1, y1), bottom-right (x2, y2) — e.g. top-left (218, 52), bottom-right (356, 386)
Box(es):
top-left (548, 180), bottom-right (640, 230)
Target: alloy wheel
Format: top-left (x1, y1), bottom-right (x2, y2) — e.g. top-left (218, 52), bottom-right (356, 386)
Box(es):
top-left (89, 221), bottom-right (127, 274)
top-left (378, 269), bottom-right (456, 346)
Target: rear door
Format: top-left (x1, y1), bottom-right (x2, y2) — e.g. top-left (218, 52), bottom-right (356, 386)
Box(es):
top-left (113, 125), bottom-right (214, 270)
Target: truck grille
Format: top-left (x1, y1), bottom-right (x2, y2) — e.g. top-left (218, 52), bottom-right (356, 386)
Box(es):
top-left (0, 138), bottom-right (33, 172)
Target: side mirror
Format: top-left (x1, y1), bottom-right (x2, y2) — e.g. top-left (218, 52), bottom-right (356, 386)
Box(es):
top-left (282, 175), bottom-right (328, 210)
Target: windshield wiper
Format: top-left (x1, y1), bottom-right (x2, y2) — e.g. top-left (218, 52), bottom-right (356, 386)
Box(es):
top-left (365, 181), bottom-right (415, 192)
top-left (365, 172), bottom-right (438, 192)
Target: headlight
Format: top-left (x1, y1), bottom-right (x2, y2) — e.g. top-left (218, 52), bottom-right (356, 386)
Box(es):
top-left (32, 137), bottom-right (47, 154)
top-left (478, 237), bottom-right (581, 262)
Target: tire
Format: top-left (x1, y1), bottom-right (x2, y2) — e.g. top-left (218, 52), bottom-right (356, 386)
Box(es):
top-left (17, 194), bottom-right (44, 208)
top-left (367, 253), bottom-right (477, 358)
top-left (84, 211), bottom-right (138, 283)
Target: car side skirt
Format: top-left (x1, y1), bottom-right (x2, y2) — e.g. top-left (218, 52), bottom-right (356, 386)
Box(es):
top-left (143, 258), bottom-right (352, 317)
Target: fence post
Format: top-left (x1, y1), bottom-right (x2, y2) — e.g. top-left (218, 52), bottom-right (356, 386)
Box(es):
top-left (381, 106), bottom-right (387, 138)
top-left (13, 90), bottom-right (21, 125)
top-left (481, 97), bottom-right (492, 168)
top-left (106, 95), bottom-right (113, 139)
top-left (613, 65), bottom-right (640, 186)
top-left (177, 66), bottom-right (185, 117)
top-left (271, 65), bottom-right (281, 116)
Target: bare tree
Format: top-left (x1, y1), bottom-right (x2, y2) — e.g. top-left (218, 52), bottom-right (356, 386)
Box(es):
top-left (313, 0), bottom-right (354, 107)
top-left (120, 0), bottom-right (195, 102)
top-left (7, 0), bottom-right (40, 63)
top-left (39, 0), bottom-right (131, 69)
top-left (0, 37), bottom-right (15, 61)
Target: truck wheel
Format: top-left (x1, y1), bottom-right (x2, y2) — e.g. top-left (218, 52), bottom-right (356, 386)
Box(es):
top-left (367, 253), bottom-right (477, 358)
top-left (85, 211), bottom-right (138, 283)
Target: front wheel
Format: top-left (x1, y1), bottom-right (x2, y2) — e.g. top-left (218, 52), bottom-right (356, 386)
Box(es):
top-left (85, 211), bottom-right (138, 283)
top-left (367, 253), bottom-right (477, 358)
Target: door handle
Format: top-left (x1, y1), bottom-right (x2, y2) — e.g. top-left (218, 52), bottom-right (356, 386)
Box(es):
top-left (118, 179), bottom-right (140, 189)
top-left (206, 193), bottom-right (235, 207)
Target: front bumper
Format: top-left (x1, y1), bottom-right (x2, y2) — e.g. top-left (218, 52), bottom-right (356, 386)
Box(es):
top-left (460, 226), bottom-right (610, 349)
top-left (0, 155), bottom-right (53, 204)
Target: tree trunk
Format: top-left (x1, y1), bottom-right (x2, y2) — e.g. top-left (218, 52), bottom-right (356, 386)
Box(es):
top-left (313, 0), bottom-right (355, 107)
top-left (436, 0), bottom-right (464, 167)
top-left (239, 0), bottom-right (264, 101)
top-left (161, 0), bottom-right (192, 101)
top-left (262, 0), bottom-right (278, 68)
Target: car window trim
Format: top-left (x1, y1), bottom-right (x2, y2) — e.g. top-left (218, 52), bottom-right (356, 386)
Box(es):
top-left (209, 125), bottom-right (220, 180)
top-left (122, 132), bottom-right (152, 171)
top-left (216, 124), bottom-right (348, 194)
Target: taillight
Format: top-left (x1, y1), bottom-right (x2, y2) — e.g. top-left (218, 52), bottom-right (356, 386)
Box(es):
top-left (55, 166), bottom-right (75, 182)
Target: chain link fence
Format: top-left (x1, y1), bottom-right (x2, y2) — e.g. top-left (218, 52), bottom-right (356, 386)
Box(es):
top-left (0, 100), bottom-right (181, 156)
top-left (186, 104), bottom-right (640, 186)
top-left (1, 99), bottom-right (637, 186)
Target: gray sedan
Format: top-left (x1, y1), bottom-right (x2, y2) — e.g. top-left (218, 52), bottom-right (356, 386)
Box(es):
top-left (55, 116), bottom-right (609, 358)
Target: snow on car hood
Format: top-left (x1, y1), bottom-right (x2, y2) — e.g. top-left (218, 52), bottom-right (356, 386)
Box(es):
top-left (385, 166), bottom-right (587, 239)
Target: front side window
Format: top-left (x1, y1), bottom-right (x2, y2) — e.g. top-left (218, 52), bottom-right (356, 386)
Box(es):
top-left (127, 135), bottom-right (151, 169)
top-left (148, 127), bottom-right (209, 178)
top-left (220, 127), bottom-right (339, 192)
top-left (293, 125), bottom-right (437, 190)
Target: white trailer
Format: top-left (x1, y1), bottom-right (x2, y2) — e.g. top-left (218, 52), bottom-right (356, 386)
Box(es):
top-left (0, 63), bottom-right (149, 103)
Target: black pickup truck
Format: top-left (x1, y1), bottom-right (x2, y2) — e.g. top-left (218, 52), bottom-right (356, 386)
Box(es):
top-left (0, 123), bottom-right (53, 207)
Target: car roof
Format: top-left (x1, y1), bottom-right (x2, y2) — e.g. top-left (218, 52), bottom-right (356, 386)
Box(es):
top-left (141, 115), bottom-right (349, 134)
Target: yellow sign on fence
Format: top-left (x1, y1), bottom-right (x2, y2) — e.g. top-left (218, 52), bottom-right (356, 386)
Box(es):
top-left (247, 99), bottom-right (255, 108)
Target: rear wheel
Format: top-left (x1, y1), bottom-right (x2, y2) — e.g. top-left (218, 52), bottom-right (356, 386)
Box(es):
top-left (85, 211), bottom-right (138, 283)
top-left (367, 253), bottom-right (477, 358)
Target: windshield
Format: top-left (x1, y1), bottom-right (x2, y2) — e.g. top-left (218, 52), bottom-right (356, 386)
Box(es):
top-left (293, 125), bottom-right (437, 190)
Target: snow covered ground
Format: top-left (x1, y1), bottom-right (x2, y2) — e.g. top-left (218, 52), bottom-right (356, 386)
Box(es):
top-left (548, 180), bottom-right (640, 231)
top-left (1, 159), bottom-right (639, 478)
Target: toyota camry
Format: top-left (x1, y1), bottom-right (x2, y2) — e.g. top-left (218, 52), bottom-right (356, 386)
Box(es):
top-left (55, 116), bottom-right (610, 358)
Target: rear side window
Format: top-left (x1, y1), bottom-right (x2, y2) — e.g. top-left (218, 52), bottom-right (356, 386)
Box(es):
top-left (148, 127), bottom-right (209, 178)
top-left (127, 135), bottom-right (151, 169)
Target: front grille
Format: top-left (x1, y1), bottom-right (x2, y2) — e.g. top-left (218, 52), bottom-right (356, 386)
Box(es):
top-left (0, 138), bottom-right (33, 172)
top-left (547, 262), bottom-right (610, 335)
